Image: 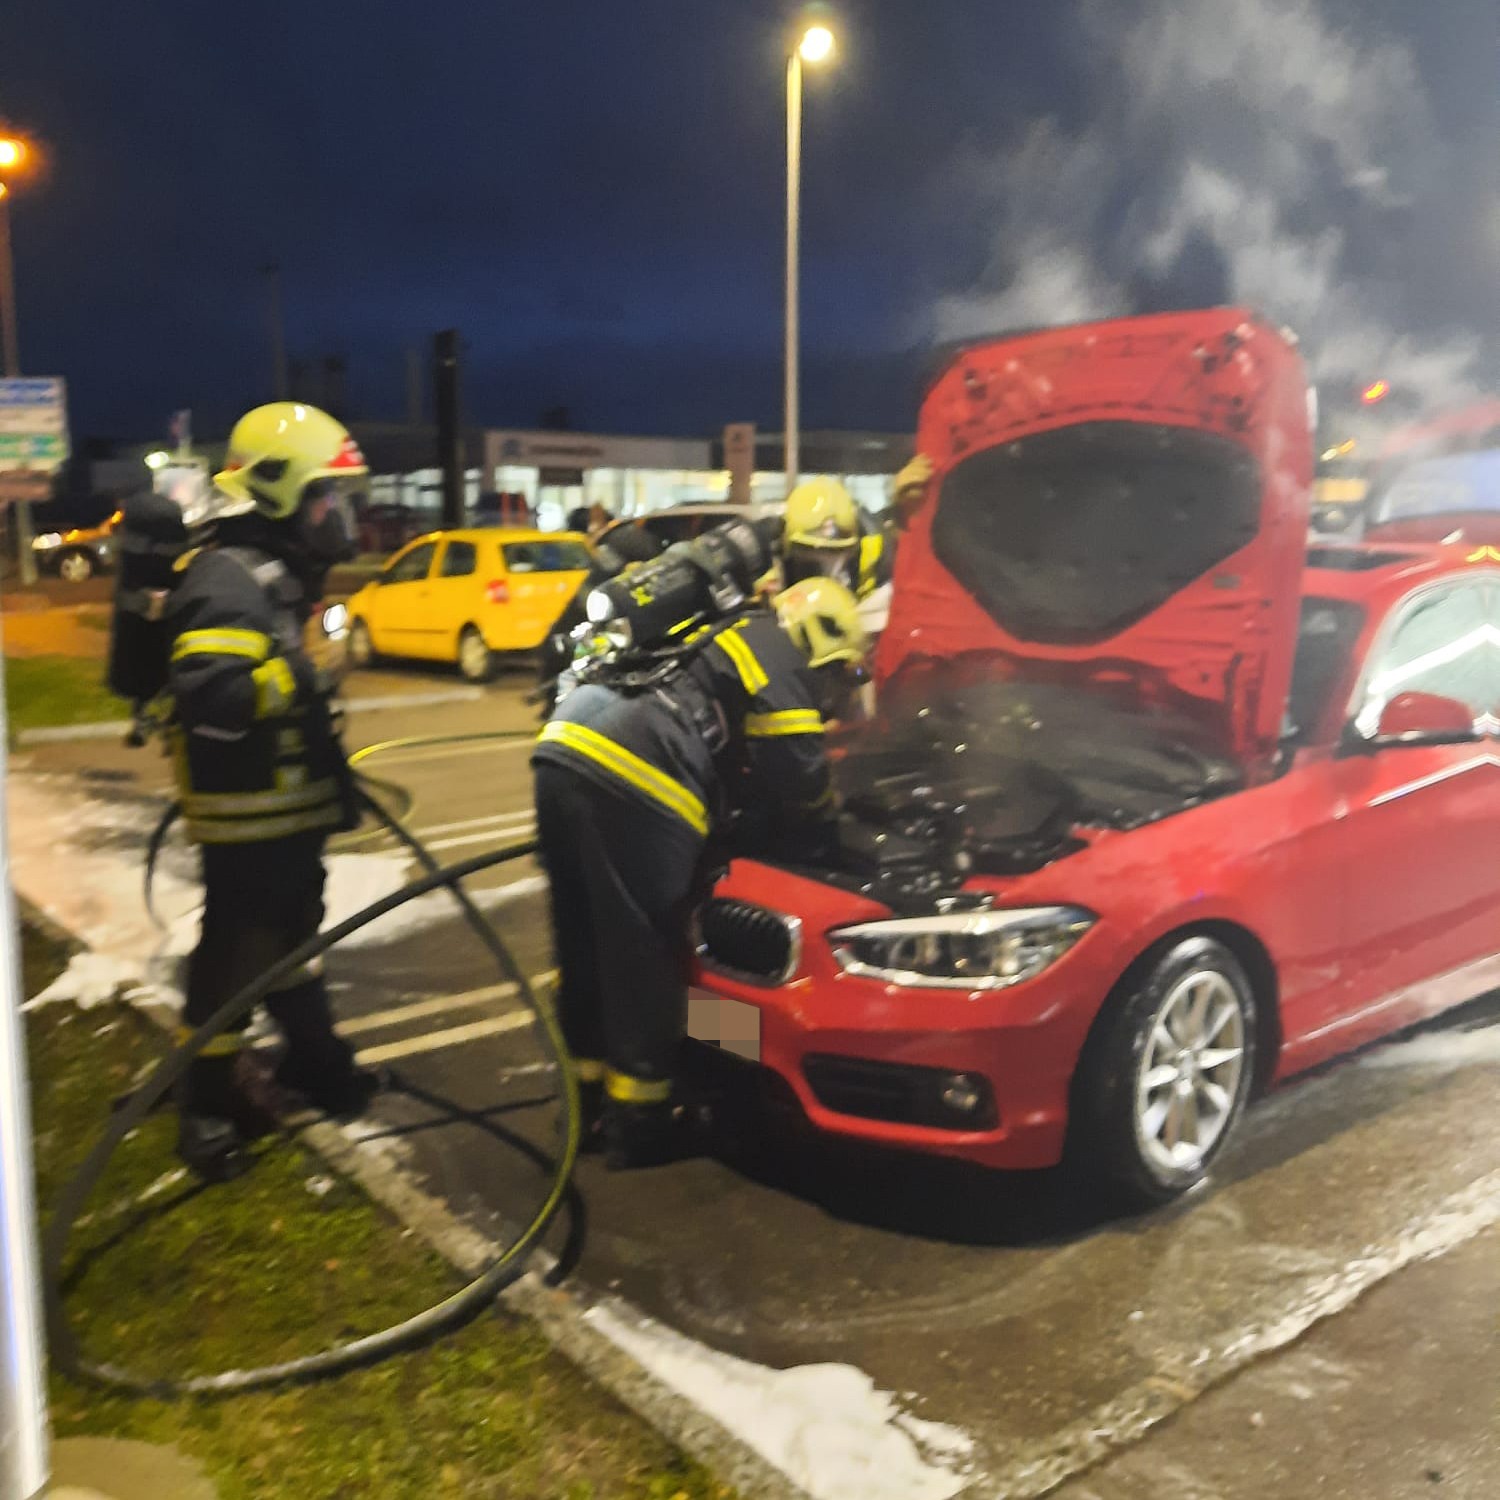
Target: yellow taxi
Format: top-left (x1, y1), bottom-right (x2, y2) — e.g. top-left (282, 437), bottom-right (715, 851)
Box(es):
top-left (345, 528), bottom-right (592, 681)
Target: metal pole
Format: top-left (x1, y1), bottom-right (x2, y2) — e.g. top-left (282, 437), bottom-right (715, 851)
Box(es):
top-left (262, 263), bottom-right (287, 401)
top-left (784, 51), bottom-right (802, 495)
top-left (434, 330), bottom-right (464, 529)
top-left (1, 192), bottom-right (38, 586)
top-left (0, 649), bottom-right (51, 1499)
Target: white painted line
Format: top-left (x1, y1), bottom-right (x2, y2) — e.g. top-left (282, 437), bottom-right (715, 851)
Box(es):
top-left (339, 972), bottom-right (556, 1037)
top-left (354, 1011), bottom-right (536, 1065)
top-left (16, 720), bottom-right (134, 746)
top-left (414, 808), bottom-right (537, 839)
top-left (423, 822), bottom-right (538, 854)
top-left (359, 738), bottom-right (533, 768)
top-left (343, 688), bottom-right (484, 714)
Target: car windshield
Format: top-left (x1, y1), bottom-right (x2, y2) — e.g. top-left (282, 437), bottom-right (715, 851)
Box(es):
top-left (502, 540), bottom-right (591, 572)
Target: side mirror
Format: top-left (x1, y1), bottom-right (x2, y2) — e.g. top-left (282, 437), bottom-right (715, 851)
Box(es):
top-left (1346, 691), bottom-right (1477, 752)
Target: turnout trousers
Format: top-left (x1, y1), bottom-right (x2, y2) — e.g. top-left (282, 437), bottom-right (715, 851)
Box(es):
top-left (182, 831), bottom-right (357, 1115)
top-left (533, 761), bottom-right (706, 1103)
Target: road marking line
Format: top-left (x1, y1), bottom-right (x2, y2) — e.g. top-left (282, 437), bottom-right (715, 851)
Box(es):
top-left (414, 808), bottom-right (537, 838)
top-left (340, 971), bottom-right (559, 1039)
top-left (356, 1012), bottom-right (533, 1064)
top-left (423, 823), bottom-right (538, 854)
top-left (360, 738), bottom-right (532, 768)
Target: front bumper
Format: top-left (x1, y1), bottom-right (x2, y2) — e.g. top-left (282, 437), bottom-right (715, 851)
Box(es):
top-left (690, 863), bottom-right (1109, 1170)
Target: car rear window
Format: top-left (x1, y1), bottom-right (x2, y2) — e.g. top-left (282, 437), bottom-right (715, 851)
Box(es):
top-left (503, 540), bottom-right (591, 572)
top-left (932, 422), bottom-right (1262, 645)
top-left (441, 540), bottom-right (477, 578)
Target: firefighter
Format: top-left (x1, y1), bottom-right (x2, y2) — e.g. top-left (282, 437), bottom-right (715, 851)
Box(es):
top-left (890, 452), bottom-right (934, 531)
top-left (778, 477), bottom-right (898, 637)
top-left (532, 578), bottom-right (869, 1169)
top-left (171, 401), bottom-right (376, 1181)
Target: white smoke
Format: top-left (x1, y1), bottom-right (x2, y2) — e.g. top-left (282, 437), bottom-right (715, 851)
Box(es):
top-left (932, 0), bottom-right (1482, 408)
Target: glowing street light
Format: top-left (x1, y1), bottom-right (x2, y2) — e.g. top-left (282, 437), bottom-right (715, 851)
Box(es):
top-left (785, 16), bottom-right (839, 492)
top-left (0, 138), bottom-right (24, 172)
top-left (798, 24), bottom-right (836, 63)
top-left (1361, 379), bottom-right (1390, 405)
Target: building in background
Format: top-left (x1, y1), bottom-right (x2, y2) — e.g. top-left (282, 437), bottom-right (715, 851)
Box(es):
top-left (74, 422), bottom-right (913, 546)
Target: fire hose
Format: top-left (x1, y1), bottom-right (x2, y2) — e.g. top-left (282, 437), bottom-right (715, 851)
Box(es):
top-left (43, 729), bottom-right (579, 1397)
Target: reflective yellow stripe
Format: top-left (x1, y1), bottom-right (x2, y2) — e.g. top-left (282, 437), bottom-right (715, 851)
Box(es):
top-left (171, 628), bottom-right (272, 664)
top-left (186, 804), bottom-right (344, 845)
top-left (182, 778), bottom-right (339, 817)
top-left (712, 626), bottom-right (769, 694)
top-left (574, 1058), bottom-right (606, 1084)
top-left (605, 1069), bottom-right (672, 1104)
top-left (858, 533), bottom-right (884, 597)
top-left (744, 709), bottom-right (824, 738)
top-left (252, 657), bottom-right (298, 718)
top-left (178, 1026), bottom-right (245, 1058)
top-left (538, 722), bottom-right (709, 836)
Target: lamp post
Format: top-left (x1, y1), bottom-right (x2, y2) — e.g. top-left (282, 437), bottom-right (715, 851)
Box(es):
top-left (0, 135), bottom-right (39, 586)
top-left (0, 130), bottom-right (49, 1500)
top-left (784, 21), bottom-right (836, 494)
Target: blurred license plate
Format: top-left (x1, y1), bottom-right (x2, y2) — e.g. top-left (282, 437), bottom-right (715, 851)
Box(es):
top-left (687, 988), bottom-right (761, 1062)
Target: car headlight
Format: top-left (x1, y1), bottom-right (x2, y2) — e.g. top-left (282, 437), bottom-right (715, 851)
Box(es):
top-left (830, 907), bottom-right (1094, 990)
top-left (321, 603), bottom-right (349, 638)
top-left (32, 533), bottom-right (61, 551)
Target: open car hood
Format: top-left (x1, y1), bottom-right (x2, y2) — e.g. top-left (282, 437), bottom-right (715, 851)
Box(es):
top-left (877, 309), bottom-right (1314, 771)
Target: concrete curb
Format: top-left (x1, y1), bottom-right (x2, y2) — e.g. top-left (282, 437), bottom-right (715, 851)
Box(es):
top-left (15, 688), bottom-right (486, 746)
top-left (19, 893), bottom-right (806, 1500)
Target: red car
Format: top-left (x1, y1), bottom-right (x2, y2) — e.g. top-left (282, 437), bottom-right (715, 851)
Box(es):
top-left (692, 308), bottom-right (1500, 1209)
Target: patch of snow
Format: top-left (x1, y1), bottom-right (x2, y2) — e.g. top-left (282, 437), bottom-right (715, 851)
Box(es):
top-left (585, 1300), bottom-right (974, 1500)
top-left (1360, 1025), bottom-right (1500, 1070)
top-left (24, 951), bottom-right (142, 1011)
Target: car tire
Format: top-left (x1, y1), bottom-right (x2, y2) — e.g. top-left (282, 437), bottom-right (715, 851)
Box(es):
top-left (1067, 935), bottom-right (1257, 1212)
top-left (457, 625), bottom-right (494, 683)
top-left (58, 550), bottom-right (94, 583)
top-left (348, 618), bottom-right (379, 669)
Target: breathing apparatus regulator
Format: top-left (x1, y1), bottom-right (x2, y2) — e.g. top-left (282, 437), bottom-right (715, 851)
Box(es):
top-left (567, 516), bottom-right (779, 691)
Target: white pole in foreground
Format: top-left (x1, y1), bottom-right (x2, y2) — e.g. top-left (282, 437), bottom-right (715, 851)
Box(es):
top-left (0, 649), bottom-right (50, 1498)
top-left (784, 49), bottom-right (803, 496)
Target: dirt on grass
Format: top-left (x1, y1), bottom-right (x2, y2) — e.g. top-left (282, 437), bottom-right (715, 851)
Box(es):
top-left (24, 930), bottom-right (733, 1500)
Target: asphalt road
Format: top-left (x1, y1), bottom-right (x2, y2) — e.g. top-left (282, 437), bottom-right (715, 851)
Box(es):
top-left (32, 668), bottom-right (1500, 1498)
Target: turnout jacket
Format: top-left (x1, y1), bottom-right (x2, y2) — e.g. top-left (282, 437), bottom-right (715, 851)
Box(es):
top-left (534, 609), bottom-right (835, 858)
top-left (168, 544), bottom-right (353, 845)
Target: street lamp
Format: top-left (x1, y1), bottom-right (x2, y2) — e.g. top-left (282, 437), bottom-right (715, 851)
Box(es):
top-left (785, 17), bottom-right (837, 493)
top-left (0, 135), bottom-right (27, 377)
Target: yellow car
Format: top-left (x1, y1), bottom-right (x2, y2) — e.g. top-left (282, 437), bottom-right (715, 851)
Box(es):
top-left (345, 528), bottom-right (592, 681)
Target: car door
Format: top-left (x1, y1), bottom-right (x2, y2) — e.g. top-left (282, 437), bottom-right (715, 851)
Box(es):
top-left (1328, 575), bottom-right (1500, 1024)
top-left (363, 539), bottom-right (438, 658)
top-left (490, 537), bottom-right (593, 649)
top-left (420, 537), bottom-right (481, 660)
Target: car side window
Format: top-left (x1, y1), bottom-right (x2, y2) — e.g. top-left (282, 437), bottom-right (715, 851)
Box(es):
top-left (386, 541), bottom-right (436, 584)
top-left (1354, 579), bottom-right (1495, 732)
top-left (440, 540), bottom-right (477, 578)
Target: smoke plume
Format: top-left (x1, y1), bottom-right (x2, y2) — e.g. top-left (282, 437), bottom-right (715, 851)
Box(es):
top-left (931, 0), bottom-right (1484, 411)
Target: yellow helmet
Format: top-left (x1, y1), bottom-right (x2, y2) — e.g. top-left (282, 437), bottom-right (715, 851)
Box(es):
top-left (774, 577), bottom-right (869, 670)
top-left (784, 477), bottom-right (859, 550)
top-left (214, 402), bottom-right (368, 520)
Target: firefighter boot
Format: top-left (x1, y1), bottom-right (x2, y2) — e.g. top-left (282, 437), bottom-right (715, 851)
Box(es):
top-left (602, 1099), bottom-right (706, 1172)
top-left (176, 1056), bottom-right (254, 1184)
top-left (268, 981), bottom-right (383, 1120)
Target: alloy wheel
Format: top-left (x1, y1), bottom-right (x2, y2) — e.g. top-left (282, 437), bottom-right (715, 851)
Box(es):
top-left (1133, 969), bottom-right (1246, 1176)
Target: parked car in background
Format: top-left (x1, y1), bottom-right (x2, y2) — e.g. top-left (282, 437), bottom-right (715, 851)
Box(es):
top-left (345, 528), bottom-right (592, 681)
top-left (690, 308), bottom-right (1500, 1211)
top-left (32, 509), bottom-right (121, 582)
top-left (356, 503), bottom-right (425, 555)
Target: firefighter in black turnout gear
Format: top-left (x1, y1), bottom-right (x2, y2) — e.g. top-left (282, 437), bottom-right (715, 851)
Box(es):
top-left (171, 402), bottom-right (375, 1181)
top-left (533, 575), bottom-right (869, 1169)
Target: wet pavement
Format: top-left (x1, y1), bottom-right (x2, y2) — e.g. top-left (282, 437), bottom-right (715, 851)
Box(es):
top-left (17, 674), bottom-right (1500, 1499)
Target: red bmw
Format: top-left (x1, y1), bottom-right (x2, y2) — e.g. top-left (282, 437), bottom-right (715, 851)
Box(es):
top-left (692, 308), bottom-right (1500, 1208)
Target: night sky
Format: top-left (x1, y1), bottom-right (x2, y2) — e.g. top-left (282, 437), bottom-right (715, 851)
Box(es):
top-left (3, 0), bottom-right (1495, 442)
